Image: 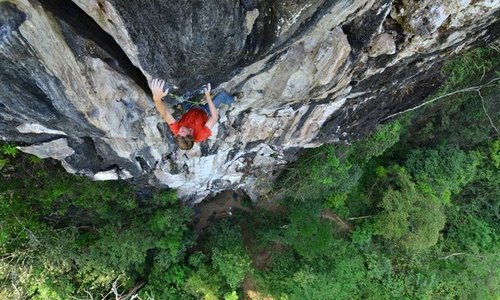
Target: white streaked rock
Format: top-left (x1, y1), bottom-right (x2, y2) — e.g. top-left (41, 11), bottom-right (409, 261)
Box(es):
top-left (16, 123), bottom-right (67, 135)
top-left (18, 138), bottom-right (74, 160)
top-left (94, 169), bottom-right (119, 181)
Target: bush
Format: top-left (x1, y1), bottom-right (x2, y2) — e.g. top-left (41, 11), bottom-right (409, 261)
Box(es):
top-left (349, 121), bottom-right (402, 165)
top-left (0, 143), bottom-right (19, 157)
top-left (404, 144), bottom-right (481, 198)
top-left (275, 145), bottom-right (361, 201)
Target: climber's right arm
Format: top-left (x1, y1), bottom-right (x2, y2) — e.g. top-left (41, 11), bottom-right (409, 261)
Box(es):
top-left (150, 78), bottom-right (176, 125)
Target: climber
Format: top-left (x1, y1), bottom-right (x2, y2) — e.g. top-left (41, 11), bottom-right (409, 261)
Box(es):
top-left (150, 78), bottom-right (236, 150)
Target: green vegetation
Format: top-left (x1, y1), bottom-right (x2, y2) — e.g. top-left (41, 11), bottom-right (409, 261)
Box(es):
top-left (0, 150), bottom-right (192, 299)
top-left (1, 46), bottom-right (498, 299)
top-left (250, 46), bottom-right (499, 299)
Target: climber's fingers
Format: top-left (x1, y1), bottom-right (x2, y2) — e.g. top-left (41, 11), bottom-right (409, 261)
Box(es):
top-left (204, 83), bottom-right (211, 96)
top-left (150, 78), bottom-right (163, 90)
top-left (150, 78), bottom-right (168, 98)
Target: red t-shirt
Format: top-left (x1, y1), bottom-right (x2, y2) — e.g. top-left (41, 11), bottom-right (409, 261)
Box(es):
top-left (168, 108), bottom-right (212, 142)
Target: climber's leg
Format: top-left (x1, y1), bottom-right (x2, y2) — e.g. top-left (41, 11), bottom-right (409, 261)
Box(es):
top-left (212, 91), bottom-right (235, 108)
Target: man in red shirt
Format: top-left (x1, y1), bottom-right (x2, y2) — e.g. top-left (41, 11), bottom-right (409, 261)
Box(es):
top-left (150, 78), bottom-right (234, 150)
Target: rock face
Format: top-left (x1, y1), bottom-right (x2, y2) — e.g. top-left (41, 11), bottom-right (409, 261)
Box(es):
top-left (0, 0), bottom-right (498, 202)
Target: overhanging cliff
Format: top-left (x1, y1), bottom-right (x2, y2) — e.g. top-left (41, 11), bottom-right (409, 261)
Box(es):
top-left (1, 0), bottom-right (498, 202)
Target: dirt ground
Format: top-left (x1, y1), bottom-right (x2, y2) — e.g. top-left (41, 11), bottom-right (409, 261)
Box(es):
top-left (191, 190), bottom-right (252, 233)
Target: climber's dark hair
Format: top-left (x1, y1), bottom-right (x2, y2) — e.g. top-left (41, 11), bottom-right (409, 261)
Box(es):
top-left (175, 135), bottom-right (194, 150)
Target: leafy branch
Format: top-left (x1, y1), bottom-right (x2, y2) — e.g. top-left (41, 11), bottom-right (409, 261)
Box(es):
top-left (382, 77), bottom-right (500, 134)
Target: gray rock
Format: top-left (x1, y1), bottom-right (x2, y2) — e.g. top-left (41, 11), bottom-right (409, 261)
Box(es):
top-left (18, 138), bottom-right (75, 160)
top-left (368, 33), bottom-right (396, 57)
top-left (0, 0), bottom-right (498, 202)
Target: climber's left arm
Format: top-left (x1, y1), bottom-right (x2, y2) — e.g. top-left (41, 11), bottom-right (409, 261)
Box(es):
top-left (204, 83), bottom-right (219, 129)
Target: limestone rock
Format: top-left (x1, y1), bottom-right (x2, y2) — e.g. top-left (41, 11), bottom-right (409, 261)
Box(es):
top-left (0, 0), bottom-right (498, 202)
top-left (368, 33), bottom-right (396, 57)
top-left (244, 9), bottom-right (260, 36)
top-left (18, 138), bottom-right (74, 160)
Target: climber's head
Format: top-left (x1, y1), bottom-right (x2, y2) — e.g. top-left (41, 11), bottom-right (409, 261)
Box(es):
top-left (174, 126), bottom-right (194, 150)
top-left (174, 135), bottom-right (194, 150)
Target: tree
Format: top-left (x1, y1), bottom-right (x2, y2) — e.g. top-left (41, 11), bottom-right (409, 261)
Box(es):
top-left (373, 166), bottom-right (446, 252)
top-left (405, 144), bottom-right (480, 199)
top-left (283, 200), bottom-right (334, 259)
top-left (209, 221), bottom-right (252, 291)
